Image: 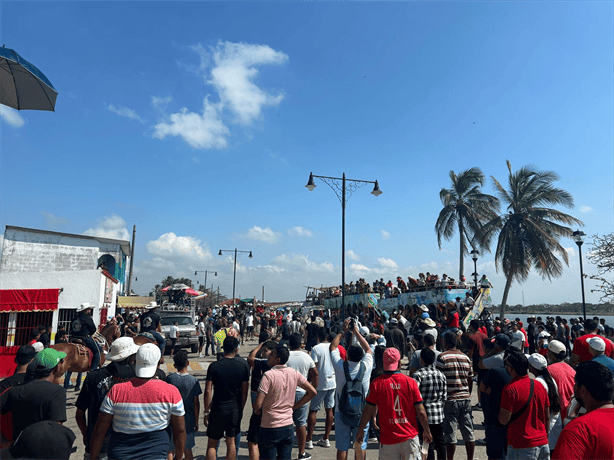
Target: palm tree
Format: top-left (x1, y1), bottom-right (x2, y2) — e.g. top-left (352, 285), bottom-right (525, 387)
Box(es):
top-left (480, 160), bottom-right (584, 319)
top-left (435, 167), bottom-right (500, 279)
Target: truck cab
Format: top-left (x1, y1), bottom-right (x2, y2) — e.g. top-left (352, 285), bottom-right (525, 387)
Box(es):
top-left (158, 301), bottom-right (199, 354)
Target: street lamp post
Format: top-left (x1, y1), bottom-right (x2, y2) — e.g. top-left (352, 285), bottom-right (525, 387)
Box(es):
top-left (306, 172), bottom-right (382, 319)
top-left (470, 249), bottom-right (479, 296)
top-left (218, 249), bottom-right (253, 309)
top-left (572, 230), bottom-right (587, 320)
top-left (195, 270), bottom-right (217, 309)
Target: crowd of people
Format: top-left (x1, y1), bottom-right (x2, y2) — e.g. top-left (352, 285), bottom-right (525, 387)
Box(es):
top-left (1, 299), bottom-right (614, 460)
top-left (311, 273), bottom-right (493, 300)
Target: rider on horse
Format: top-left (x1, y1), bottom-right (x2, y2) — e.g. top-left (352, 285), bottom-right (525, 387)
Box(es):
top-left (139, 301), bottom-right (166, 355)
top-left (70, 302), bottom-right (101, 371)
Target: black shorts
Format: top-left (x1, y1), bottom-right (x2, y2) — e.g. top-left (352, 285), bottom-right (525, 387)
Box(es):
top-left (170, 338), bottom-right (177, 348)
top-left (207, 406), bottom-right (241, 440)
top-left (198, 336), bottom-right (205, 346)
top-left (247, 326), bottom-right (254, 333)
top-left (247, 412), bottom-right (262, 443)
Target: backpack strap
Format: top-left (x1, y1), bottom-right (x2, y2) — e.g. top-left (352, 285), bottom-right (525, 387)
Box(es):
top-left (343, 360), bottom-right (352, 382)
top-left (509, 379), bottom-right (534, 424)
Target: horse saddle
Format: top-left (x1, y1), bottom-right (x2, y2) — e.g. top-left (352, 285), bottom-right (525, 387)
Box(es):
top-left (69, 341), bottom-right (93, 367)
top-left (137, 332), bottom-right (156, 342)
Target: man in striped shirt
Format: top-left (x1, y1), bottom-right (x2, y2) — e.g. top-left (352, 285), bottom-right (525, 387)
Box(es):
top-left (436, 332), bottom-right (475, 460)
top-left (90, 343), bottom-right (186, 460)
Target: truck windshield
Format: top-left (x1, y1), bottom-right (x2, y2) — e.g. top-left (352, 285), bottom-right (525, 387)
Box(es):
top-left (161, 317), bottom-right (194, 326)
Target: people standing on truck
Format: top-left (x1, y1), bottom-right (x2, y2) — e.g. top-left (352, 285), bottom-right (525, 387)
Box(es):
top-left (169, 321), bottom-right (179, 357)
top-left (140, 301), bottom-right (166, 356)
top-left (71, 302), bottom-right (101, 371)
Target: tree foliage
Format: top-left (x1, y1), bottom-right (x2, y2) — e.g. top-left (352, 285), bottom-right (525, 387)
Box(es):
top-left (588, 233), bottom-right (614, 301)
top-left (479, 160), bottom-right (583, 319)
top-left (435, 167), bottom-right (500, 279)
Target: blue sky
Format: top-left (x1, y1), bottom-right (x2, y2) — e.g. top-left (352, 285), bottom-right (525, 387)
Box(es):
top-left (1, 2), bottom-right (612, 306)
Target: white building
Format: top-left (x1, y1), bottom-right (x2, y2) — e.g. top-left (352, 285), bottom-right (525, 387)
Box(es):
top-left (0, 226), bottom-right (130, 367)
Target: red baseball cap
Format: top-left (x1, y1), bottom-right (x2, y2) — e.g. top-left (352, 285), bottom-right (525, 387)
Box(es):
top-left (383, 347), bottom-right (401, 371)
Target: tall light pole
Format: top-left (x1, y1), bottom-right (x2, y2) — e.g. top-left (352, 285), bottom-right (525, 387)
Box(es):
top-left (195, 270), bottom-right (217, 310)
top-left (572, 230), bottom-right (587, 320)
top-left (218, 249), bottom-right (253, 309)
top-left (470, 249), bottom-right (479, 296)
top-left (306, 172), bottom-right (382, 319)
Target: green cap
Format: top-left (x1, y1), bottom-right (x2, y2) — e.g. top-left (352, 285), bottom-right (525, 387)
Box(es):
top-left (33, 348), bottom-right (67, 370)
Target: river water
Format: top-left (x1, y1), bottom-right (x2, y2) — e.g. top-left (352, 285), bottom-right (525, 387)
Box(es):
top-left (492, 312), bottom-right (614, 325)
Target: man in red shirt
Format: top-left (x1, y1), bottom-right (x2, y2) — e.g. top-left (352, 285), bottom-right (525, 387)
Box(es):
top-left (498, 349), bottom-right (550, 460)
top-left (551, 361), bottom-right (614, 460)
top-left (570, 319), bottom-right (614, 367)
top-left (546, 340), bottom-right (575, 415)
top-left (356, 348), bottom-right (432, 459)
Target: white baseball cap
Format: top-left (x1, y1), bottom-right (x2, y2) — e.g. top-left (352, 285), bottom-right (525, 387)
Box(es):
top-left (588, 337), bottom-right (606, 352)
top-left (528, 353), bottom-right (548, 371)
top-left (548, 340), bottom-right (566, 355)
top-left (32, 342), bottom-right (44, 353)
top-left (359, 326), bottom-right (370, 337)
top-left (107, 337), bottom-right (140, 362)
top-left (135, 343), bottom-right (161, 378)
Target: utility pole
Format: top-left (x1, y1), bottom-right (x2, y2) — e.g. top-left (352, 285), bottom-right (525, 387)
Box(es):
top-left (126, 225), bottom-right (136, 296)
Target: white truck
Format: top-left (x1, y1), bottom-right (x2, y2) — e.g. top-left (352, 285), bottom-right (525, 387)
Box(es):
top-left (158, 302), bottom-right (199, 354)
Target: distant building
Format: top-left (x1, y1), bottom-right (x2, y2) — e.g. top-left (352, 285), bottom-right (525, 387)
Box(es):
top-left (0, 226), bottom-right (130, 375)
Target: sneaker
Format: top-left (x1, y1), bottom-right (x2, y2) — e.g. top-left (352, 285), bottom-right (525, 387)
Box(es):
top-left (298, 453), bottom-right (311, 460)
top-left (477, 438), bottom-right (487, 445)
top-left (368, 437), bottom-right (379, 443)
top-left (305, 441), bottom-right (313, 450)
top-left (317, 438), bottom-right (330, 448)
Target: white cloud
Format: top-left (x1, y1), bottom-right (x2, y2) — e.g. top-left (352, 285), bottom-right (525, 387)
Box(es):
top-left (154, 40), bottom-right (288, 150)
top-left (564, 247), bottom-right (576, 257)
top-left (208, 40), bottom-right (288, 125)
top-left (41, 211), bottom-right (70, 230)
top-left (350, 264), bottom-right (370, 273)
top-left (246, 226), bottom-right (281, 244)
top-left (146, 232), bottom-right (211, 261)
top-left (378, 257), bottom-right (398, 269)
top-left (152, 99), bottom-right (230, 149)
top-left (381, 230), bottom-right (391, 240)
top-left (151, 96), bottom-right (172, 107)
top-left (346, 250), bottom-right (360, 261)
top-left (106, 104), bottom-right (144, 123)
top-left (287, 226), bottom-right (313, 237)
top-left (579, 206), bottom-right (592, 213)
top-left (271, 254), bottom-right (334, 273)
top-left (0, 106), bottom-right (25, 128)
top-left (84, 214), bottom-right (130, 241)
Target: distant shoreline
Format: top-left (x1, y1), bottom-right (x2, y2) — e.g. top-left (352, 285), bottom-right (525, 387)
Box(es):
top-left (492, 310), bottom-right (614, 316)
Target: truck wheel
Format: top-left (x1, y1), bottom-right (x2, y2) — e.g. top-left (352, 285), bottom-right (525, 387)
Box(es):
top-left (191, 344), bottom-right (198, 353)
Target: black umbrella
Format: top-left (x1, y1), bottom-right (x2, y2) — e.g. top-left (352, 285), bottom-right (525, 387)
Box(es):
top-left (0, 46), bottom-right (58, 111)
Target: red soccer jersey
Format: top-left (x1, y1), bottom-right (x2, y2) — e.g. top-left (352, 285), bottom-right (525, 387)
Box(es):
top-left (551, 407), bottom-right (614, 460)
top-left (448, 312), bottom-right (459, 328)
top-left (501, 375), bottom-right (549, 449)
top-left (572, 334), bottom-right (614, 362)
top-left (366, 372), bottom-right (422, 445)
top-left (520, 328), bottom-right (529, 348)
top-left (547, 362), bottom-right (575, 413)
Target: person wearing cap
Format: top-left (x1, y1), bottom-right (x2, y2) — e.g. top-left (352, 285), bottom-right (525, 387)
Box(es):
top-left (1, 348), bottom-right (68, 443)
top-left (546, 340), bottom-right (576, 415)
top-left (527, 316), bottom-right (538, 354)
top-left (498, 349), bottom-right (550, 460)
top-left (71, 302), bottom-right (101, 371)
top-left (90, 343), bottom-right (185, 460)
top-left (588, 336), bottom-right (614, 377)
top-left (437, 332), bottom-right (475, 460)
top-left (356, 347), bottom-right (432, 458)
top-left (570, 319), bottom-right (614, 368)
top-left (528, 353), bottom-right (562, 449)
top-left (0, 345), bottom-right (36, 394)
top-left (551, 361), bottom-right (614, 460)
top-left (479, 334), bottom-right (510, 370)
top-left (384, 317), bottom-right (406, 359)
top-left (538, 330), bottom-right (551, 357)
top-left (76, 337), bottom-right (163, 460)
top-left (329, 318), bottom-right (373, 460)
top-left (139, 301), bottom-right (166, 356)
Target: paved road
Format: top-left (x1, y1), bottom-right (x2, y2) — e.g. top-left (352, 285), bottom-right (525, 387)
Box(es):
top-left (63, 342), bottom-right (488, 460)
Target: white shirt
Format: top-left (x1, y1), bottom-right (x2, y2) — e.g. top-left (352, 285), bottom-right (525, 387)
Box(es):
top-left (511, 330), bottom-right (525, 349)
top-left (198, 321), bottom-right (205, 337)
top-left (311, 342), bottom-right (336, 391)
top-left (286, 350), bottom-right (316, 396)
top-left (246, 314), bottom-right (254, 327)
top-left (233, 321), bottom-right (240, 333)
top-left (330, 348), bottom-right (373, 410)
top-left (170, 325), bottom-right (178, 339)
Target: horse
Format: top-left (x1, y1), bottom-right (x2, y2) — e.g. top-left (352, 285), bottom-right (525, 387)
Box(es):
top-left (51, 322), bottom-right (120, 383)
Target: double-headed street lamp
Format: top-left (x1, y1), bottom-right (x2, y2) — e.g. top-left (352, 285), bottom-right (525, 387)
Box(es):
top-left (306, 172), bottom-right (382, 319)
top-left (470, 249), bottom-right (479, 295)
top-left (572, 230), bottom-right (587, 320)
top-left (195, 270), bottom-right (217, 309)
top-left (218, 249), bottom-right (253, 309)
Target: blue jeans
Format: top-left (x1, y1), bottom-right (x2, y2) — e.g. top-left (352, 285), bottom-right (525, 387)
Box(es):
top-left (259, 425), bottom-right (294, 460)
top-left (148, 330), bottom-right (166, 355)
top-left (64, 371), bottom-right (83, 389)
top-left (507, 444), bottom-right (549, 460)
top-left (82, 336), bottom-right (100, 370)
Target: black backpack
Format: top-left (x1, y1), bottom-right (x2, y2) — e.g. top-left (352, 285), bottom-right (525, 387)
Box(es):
top-left (338, 361), bottom-right (366, 428)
